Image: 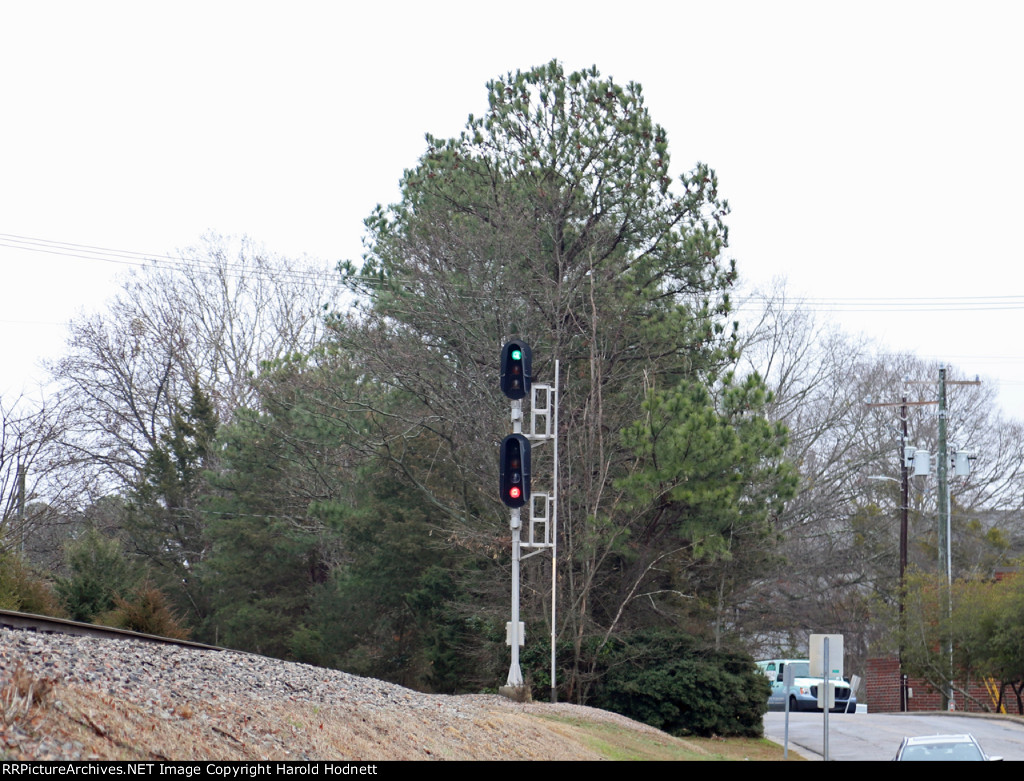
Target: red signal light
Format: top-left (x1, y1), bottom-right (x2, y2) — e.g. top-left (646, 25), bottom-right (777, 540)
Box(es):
top-left (499, 434), bottom-right (531, 508)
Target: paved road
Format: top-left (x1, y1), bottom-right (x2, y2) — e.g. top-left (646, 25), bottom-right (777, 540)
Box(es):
top-left (764, 710), bottom-right (1024, 760)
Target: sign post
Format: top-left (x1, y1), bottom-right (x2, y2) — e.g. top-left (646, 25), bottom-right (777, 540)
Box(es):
top-left (810, 633), bottom-right (844, 762)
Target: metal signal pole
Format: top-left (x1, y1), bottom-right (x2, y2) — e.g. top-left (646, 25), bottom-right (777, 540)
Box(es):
top-left (507, 398), bottom-right (525, 688)
top-left (498, 343), bottom-right (559, 698)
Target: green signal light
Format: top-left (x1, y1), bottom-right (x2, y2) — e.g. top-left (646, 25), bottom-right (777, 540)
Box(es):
top-left (500, 340), bottom-right (531, 400)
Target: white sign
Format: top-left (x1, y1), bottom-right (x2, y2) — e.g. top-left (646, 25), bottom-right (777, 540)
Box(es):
top-left (809, 633), bottom-right (844, 679)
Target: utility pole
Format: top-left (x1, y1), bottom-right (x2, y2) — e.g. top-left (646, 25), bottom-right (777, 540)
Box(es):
top-left (914, 365), bottom-right (980, 587)
top-left (937, 367), bottom-right (950, 585)
top-left (898, 397), bottom-right (910, 712)
top-left (16, 461), bottom-right (26, 554)
top-left (867, 394), bottom-right (935, 712)
top-left (906, 366), bottom-right (980, 710)
top-left (936, 365), bottom-right (952, 711)
top-left (936, 366), bottom-right (980, 710)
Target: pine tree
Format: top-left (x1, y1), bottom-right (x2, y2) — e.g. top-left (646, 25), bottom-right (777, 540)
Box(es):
top-left (332, 60), bottom-right (791, 698)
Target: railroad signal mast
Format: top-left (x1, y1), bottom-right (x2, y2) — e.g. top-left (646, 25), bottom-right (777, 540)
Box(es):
top-left (498, 339), bottom-right (559, 700)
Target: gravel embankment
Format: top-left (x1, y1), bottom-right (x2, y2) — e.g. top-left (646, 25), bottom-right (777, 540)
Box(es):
top-left (0, 628), bottom-right (656, 760)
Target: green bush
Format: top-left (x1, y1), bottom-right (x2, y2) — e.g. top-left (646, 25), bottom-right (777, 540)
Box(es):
top-left (95, 582), bottom-right (191, 639)
top-left (56, 529), bottom-right (140, 622)
top-left (590, 629), bottom-right (769, 737)
top-left (0, 553), bottom-right (66, 617)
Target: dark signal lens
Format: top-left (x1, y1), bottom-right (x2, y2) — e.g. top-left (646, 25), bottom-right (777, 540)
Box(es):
top-left (500, 341), bottom-right (532, 400)
top-left (499, 433), bottom-right (531, 508)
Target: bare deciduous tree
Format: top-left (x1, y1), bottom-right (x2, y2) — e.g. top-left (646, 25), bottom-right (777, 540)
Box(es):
top-left (50, 233), bottom-right (343, 494)
top-left (0, 396), bottom-right (84, 570)
top-left (738, 281), bottom-right (1024, 677)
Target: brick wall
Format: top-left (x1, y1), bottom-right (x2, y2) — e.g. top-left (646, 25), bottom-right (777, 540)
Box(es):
top-left (866, 657), bottom-right (901, 713)
top-left (866, 656), bottom-right (1012, 713)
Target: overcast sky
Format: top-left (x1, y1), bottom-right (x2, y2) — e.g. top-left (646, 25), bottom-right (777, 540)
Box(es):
top-left (2, 1), bottom-right (1022, 419)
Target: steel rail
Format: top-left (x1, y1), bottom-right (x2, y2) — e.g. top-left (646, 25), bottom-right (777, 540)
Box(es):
top-left (0, 608), bottom-right (226, 652)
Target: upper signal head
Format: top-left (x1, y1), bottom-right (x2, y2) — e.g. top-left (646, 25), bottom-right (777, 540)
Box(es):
top-left (500, 340), bottom-right (532, 400)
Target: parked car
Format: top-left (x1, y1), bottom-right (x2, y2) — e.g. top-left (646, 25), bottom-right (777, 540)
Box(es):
top-left (894, 734), bottom-right (1001, 761)
top-left (756, 658), bottom-right (857, 713)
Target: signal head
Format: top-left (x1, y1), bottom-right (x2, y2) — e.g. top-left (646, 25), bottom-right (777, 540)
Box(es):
top-left (499, 433), bottom-right (531, 508)
top-left (500, 340), bottom-right (532, 400)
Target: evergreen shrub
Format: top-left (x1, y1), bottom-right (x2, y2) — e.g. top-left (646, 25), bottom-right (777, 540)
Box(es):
top-left (589, 628), bottom-right (769, 737)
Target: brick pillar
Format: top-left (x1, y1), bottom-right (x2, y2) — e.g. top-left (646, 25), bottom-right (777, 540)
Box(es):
top-left (866, 656), bottom-right (901, 713)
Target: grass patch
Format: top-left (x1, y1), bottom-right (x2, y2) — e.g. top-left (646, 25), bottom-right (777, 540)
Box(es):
top-left (2, 664), bottom-right (57, 726)
top-left (531, 715), bottom-right (801, 761)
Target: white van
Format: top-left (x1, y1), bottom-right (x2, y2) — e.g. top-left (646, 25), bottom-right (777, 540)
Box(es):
top-left (756, 658), bottom-right (856, 713)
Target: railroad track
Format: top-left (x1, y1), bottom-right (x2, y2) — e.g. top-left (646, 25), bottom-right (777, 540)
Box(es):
top-left (0, 608), bottom-right (224, 652)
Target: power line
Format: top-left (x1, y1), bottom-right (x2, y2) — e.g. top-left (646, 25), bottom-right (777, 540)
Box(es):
top-left (0, 232), bottom-right (341, 288)
top-left (6, 230), bottom-right (1024, 326)
top-left (6, 232), bottom-right (1024, 312)
top-left (0, 234), bottom-right (168, 266)
top-left (732, 293), bottom-right (1024, 314)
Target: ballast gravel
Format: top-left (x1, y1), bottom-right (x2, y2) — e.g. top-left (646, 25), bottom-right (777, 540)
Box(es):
top-left (0, 627), bottom-right (656, 760)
